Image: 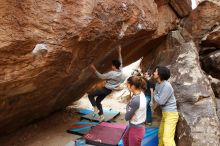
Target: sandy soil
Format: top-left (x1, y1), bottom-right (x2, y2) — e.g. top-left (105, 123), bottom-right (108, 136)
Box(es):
top-left (0, 90), bottom-right (160, 146)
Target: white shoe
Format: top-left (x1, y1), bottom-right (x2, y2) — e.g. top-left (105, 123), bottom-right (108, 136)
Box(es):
top-left (99, 115), bottom-right (105, 122)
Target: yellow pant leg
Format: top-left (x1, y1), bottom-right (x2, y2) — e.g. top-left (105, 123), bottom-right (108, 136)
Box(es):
top-left (162, 112), bottom-right (179, 146)
top-left (158, 115), bottom-right (165, 146)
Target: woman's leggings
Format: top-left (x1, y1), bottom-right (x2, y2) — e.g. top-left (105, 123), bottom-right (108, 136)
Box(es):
top-left (122, 125), bottom-right (145, 146)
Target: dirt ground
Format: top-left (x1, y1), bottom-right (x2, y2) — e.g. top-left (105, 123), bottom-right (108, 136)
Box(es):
top-left (0, 90), bottom-right (160, 146)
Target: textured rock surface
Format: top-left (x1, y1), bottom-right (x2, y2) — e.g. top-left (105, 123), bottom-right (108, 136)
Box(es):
top-left (182, 1), bottom-right (220, 49)
top-left (183, 2), bottom-right (220, 127)
top-left (201, 25), bottom-right (220, 49)
top-left (197, 0), bottom-right (220, 5)
top-left (139, 2), bottom-right (178, 70)
top-left (154, 30), bottom-right (220, 146)
top-left (216, 98), bottom-right (220, 121)
top-left (200, 25), bottom-right (220, 79)
top-left (0, 0), bottom-right (179, 134)
top-left (200, 50), bottom-right (220, 79)
top-left (209, 76), bottom-right (220, 99)
top-left (169, 0), bottom-right (192, 17)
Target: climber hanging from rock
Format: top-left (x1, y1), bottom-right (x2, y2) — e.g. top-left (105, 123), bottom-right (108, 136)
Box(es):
top-left (89, 45), bottom-right (124, 122)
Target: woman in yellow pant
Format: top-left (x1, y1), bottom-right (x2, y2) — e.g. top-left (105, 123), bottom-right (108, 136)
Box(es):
top-left (153, 66), bottom-right (179, 146)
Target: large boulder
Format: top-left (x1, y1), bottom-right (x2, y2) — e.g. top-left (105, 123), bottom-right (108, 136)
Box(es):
top-left (0, 0), bottom-right (179, 134)
top-left (182, 2), bottom-right (220, 123)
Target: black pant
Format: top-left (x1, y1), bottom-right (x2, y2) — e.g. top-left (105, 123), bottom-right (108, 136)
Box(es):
top-left (88, 87), bottom-right (112, 115)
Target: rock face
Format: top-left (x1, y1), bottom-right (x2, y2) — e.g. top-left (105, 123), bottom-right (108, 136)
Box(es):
top-left (201, 25), bottom-right (220, 49)
top-left (201, 50), bottom-right (220, 79)
top-left (0, 0), bottom-right (179, 134)
top-left (209, 76), bottom-right (220, 99)
top-left (185, 1), bottom-right (220, 104)
top-left (197, 0), bottom-right (220, 5)
top-left (169, 0), bottom-right (192, 17)
top-left (182, 1), bottom-right (220, 49)
top-left (153, 30), bottom-right (220, 146)
top-left (154, 0), bottom-right (192, 18)
top-left (216, 98), bottom-right (220, 120)
top-left (200, 25), bottom-right (220, 79)
top-left (178, 2), bottom-right (220, 144)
